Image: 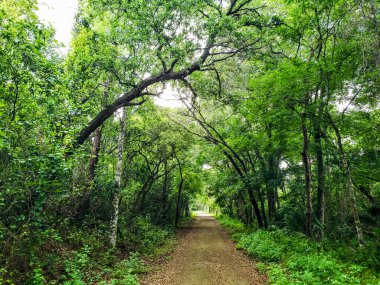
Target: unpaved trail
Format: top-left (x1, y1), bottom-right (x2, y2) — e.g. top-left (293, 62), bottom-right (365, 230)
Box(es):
top-left (141, 212), bottom-right (266, 285)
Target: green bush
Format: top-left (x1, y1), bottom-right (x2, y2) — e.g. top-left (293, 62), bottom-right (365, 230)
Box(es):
top-left (118, 252), bottom-right (146, 275)
top-left (237, 230), bottom-right (286, 262)
top-left (99, 253), bottom-right (145, 285)
top-left (62, 245), bottom-right (92, 284)
top-left (130, 216), bottom-right (171, 253)
top-left (233, 229), bottom-right (380, 284)
top-left (217, 215), bottom-right (245, 233)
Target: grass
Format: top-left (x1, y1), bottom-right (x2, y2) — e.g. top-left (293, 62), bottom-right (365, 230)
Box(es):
top-left (11, 215), bottom-right (189, 285)
top-left (216, 215), bottom-right (245, 233)
top-left (217, 215), bottom-right (380, 285)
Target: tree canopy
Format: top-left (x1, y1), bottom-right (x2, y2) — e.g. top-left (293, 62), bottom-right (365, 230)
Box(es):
top-left (0, 0), bottom-right (379, 284)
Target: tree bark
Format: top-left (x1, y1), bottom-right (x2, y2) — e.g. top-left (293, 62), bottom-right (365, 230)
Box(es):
top-left (266, 124), bottom-right (277, 220)
top-left (258, 187), bottom-right (268, 228)
top-left (222, 151), bottom-right (264, 228)
top-left (328, 113), bottom-right (364, 245)
top-left (314, 124), bottom-right (325, 239)
top-left (312, 86), bottom-right (326, 240)
top-left (245, 184), bottom-right (264, 228)
top-left (76, 80), bottom-right (110, 219)
top-left (109, 108), bottom-right (126, 247)
top-left (74, 38), bottom-right (215, 147)
top-left (139, 178), bottom-right (154, 213)
top-left (301, 110), bottom-right (313, 237)
top-left (237, 193), bottom-right (248, 224)
top-left (76, 128), bottom-right (102, 219)
top-left (161, 158), bottom-right (169, 220)
top-left (185, 201), bottom-right (190, 217)
top-left (175, 155), bottom-right (184, 227)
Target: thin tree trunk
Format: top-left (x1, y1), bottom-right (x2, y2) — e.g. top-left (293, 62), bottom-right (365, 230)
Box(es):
top-left (257, 187), bottom-right (268, 228)
top-left (161, 158), bottom-right (169, 219)
top-left (301, 110), bottom-right (313, 237)
top-left (313, 86), bottom-right (326, 240)
top-left (220, 150), bottom-right (264, 228)
top-left (246, 185), bottom-right (264, 228)
top-left (314, 127), bottom-right (325, 239)
top-left (77, 80), bottom-right (109, 219)
top-left (328, 113), bottom-right (364, 245)
top-left (266, 124), bottom-right (276, 219)
top-left (185, 201), bottom-right (190, 217)
top-left (267, 156), bottom-right (276, 220)
top-left (139, 178), bottom-right (154, 213)
top-left (110, 108), bottom-right (126, 247)
top-left (237, 193), bottom-right (248, 224)
top-left (89, 128), bottom-right (102, 182)
top-left (175, 155), bottom-right (184, 227)
top-left (77, 128), bottom-right (102, 219)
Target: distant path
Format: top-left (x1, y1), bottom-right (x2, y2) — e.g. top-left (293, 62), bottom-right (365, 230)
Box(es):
top-left (141, 212), bottom-right (266, 285)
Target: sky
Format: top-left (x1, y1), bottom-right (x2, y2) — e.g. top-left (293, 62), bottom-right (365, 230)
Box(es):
top-left (36, 0), bottom-right (182, 108)
top-left (155, 85), bottom-right (185, 108)
top-left (36, 0), bottom-right (78, 53)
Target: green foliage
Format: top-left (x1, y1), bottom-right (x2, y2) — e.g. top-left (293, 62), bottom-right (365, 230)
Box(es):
top-left (28, 267), bottom-right (47, 285)
top-left (1, 0), bottom-right (379, 283)
top-left (237, 230), bottom-right (289, 262)
top-left (217, 215), bottom-right (245, 233)
top-left (129, 216), bottom-right (172, 254)
top-left (235, 229), bottom-right (380, 284)
top-left (63, 245), bottom-right (92, 284)
top-left (98, 253), bottom-right (145, 285)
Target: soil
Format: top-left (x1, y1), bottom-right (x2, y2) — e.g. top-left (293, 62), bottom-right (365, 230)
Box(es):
top-left (141, 212), bottom-right (266, 285)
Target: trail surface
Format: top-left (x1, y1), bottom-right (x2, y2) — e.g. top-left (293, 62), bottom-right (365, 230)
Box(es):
top-left (142, 212), bottom-right (266, 285)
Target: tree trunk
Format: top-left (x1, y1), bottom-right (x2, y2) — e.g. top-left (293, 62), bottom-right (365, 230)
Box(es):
top-left (185, 201), bottom-right (190, 217)
top-left (246, 185), bottom-right (264, 228)
top-left (74, 38), bottom-right (215, 147)
top-left (238, 193), bottom-right (248, 223)
top-left (267, 156), bottom-right (276, 220)
top-left (89, 128), bottom-right (102, 182)
top-left (266, 124), bottom-right (276, 220)
top-left (77, 80), bottom-right (109, 219)
top-left (314, 125), bottom-right (325, 239)
top-left (257, 187), bottom-right (268, 228)
top-left (161, 158), bottom-right (169, 219)
top-left (175, 155), bottom-right (184, 227)
top-left (301, 111), bottom-right (313, 237)
top-left (328, 113), bottom-right (364, 245)
top-left (109, 108), bottom-right (126, 247)
top-left (138, 178), bottom-right (154, 214)
top-left (76, 128), bottom-right (102, 219)
top-left (312, 85), bottom-right (326, 240)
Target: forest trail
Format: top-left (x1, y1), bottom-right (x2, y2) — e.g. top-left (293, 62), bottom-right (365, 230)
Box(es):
top-left (141, 212), bottom-right (266, 285)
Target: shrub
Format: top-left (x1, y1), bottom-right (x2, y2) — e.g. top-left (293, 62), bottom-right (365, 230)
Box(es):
top-left (217, 215), bottom-right (245, 233)
top-left (99, 253), bottom-right (145, 285)
top-left (237, 230), bottom-right (286, 262)
top-left (62, 245), bottom-right (92, 284)
top-left (130, 216), bottom-right (171, 253)
top-left (232, 228), bottom-right (380, 284)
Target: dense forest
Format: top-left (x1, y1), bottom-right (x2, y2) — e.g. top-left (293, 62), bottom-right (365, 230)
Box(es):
top-left (1, 0), bottom-right (379, 284)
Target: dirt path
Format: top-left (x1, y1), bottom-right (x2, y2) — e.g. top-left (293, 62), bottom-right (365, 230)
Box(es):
top-left (141, 212), bottom-right (266, 285)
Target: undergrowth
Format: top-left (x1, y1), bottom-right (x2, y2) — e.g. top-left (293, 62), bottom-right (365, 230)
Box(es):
top-left (2, 216), bottom-right (178, 285)
top-left (218, 215), bottom-right (380, 285)
top-left (217, 215), bottom-right (246, 233)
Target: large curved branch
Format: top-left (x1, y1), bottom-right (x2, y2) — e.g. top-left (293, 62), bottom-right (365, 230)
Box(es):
top-left (75, 39), bottom-right (214, 147)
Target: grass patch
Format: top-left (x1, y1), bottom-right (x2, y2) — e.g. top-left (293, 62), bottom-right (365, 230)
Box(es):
top-left (217, 216), bottom-right (380, 285)
top-left (217, 215), bottom-right (245, 233)
top-left (236, 229), bottom-right (380, 284)
top-left (12, 216), bottom-right (181, 285)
